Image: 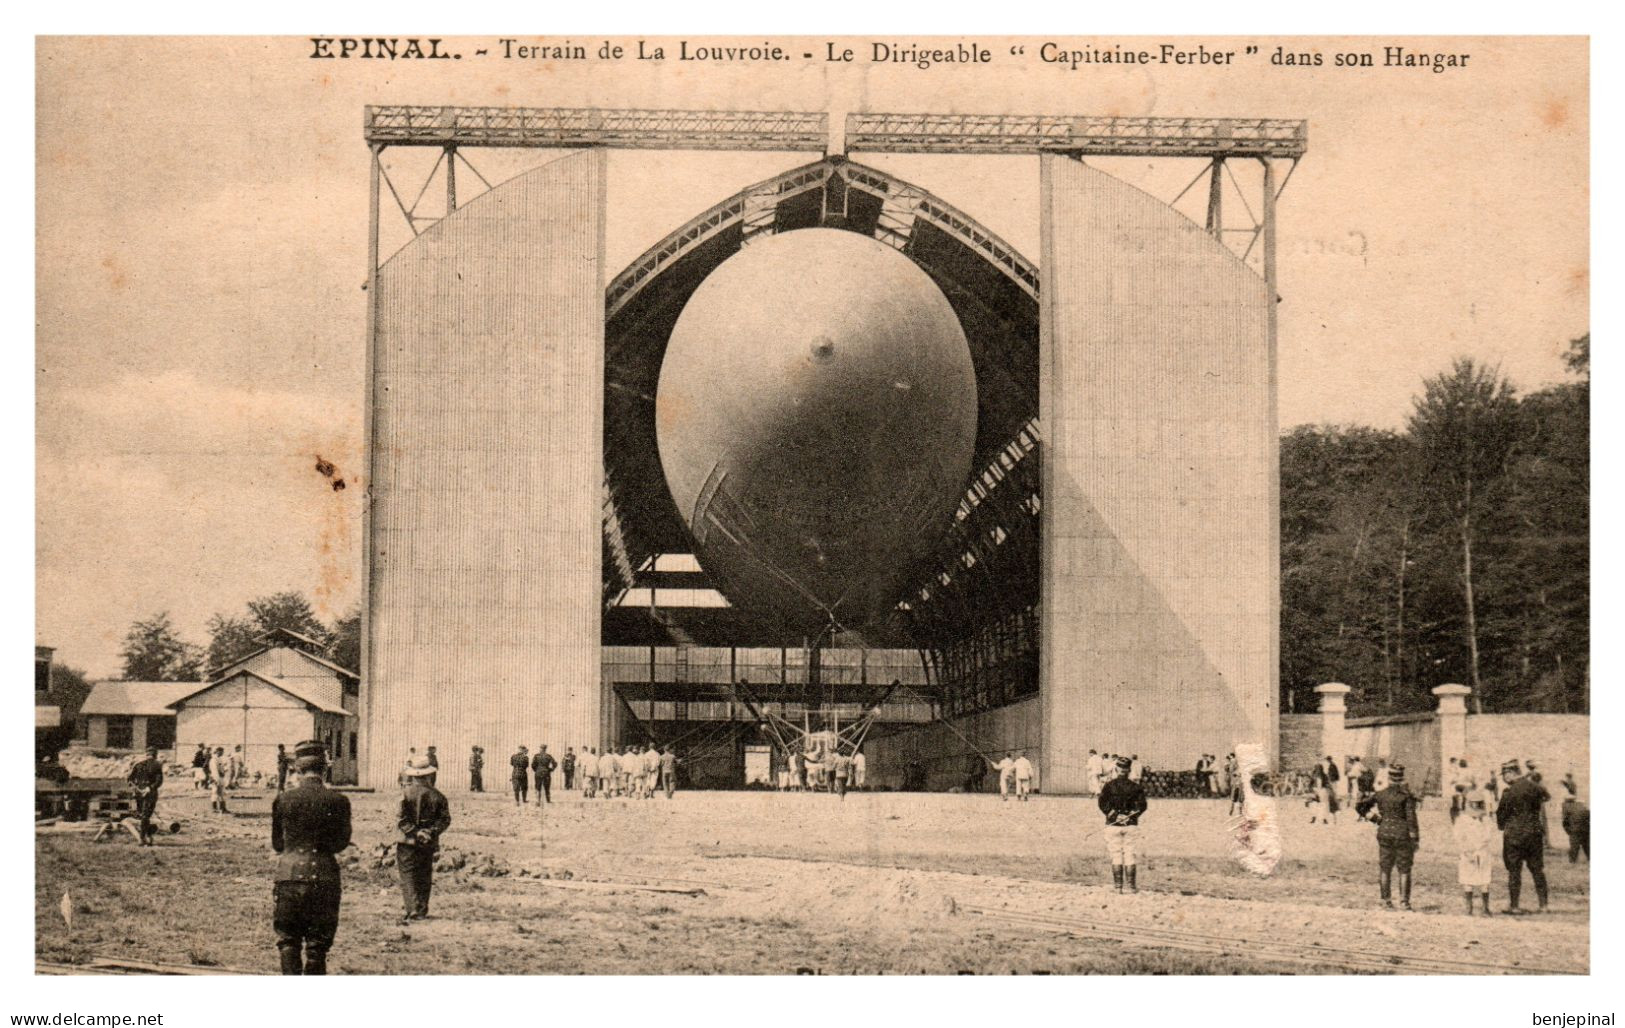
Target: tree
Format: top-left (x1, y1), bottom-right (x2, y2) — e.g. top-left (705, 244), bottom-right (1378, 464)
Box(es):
top-left (246, 591), bottom-right (332, 648)
top-left (1407, 358), bottom-right (1520, 712)
top-left (119, 612), bottom-right (204, 682)
top-left (329, 605), bottom-right (362, 675)
top-left (206, 613), bottom-right (262, 677)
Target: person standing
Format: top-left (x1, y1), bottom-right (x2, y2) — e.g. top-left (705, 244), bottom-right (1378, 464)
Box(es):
top-left (793, 748), bottom-right (806, 792)
top-left (395, 754), bottom-right (452, 922)
top-left (991, 752), bottom-right (1014, 801)
top-left (1085, 750), bottom-right (1102, 797)
top-left (126, 745), bottom-right (165, 846)
top-left (1496, 759), bottom-right (1550, 912)
top-left (1345, 756), bottom-right (1364, 806)
top-left (1355, 763), bottom-right (1420, 910)
top-left (1561, 778), bottom-right (1589, 863)
top-left (1013, 751), bottom-right (1034, 801)
top-left (191, 743), bottom-right (210, 790)
top-left (852, 749), bottom-right (867, 791)
top-left (562, 747), bottom-right (576, 792)
top-left (1099, 756), bottom-right (1148, 893)
top-left (832, 750), bottom-right (852, 799)
top-left (209, 747), bottom-right (230, 814)
top-left (642, 744), bottom-right (660, 799)
top-left (1453, 789), bottom-right (1496, 916)
top-left (270, 740), bottom-right (352, 975)
top-left (1450, 758), bottom-right (1478, 822)
top-left (275, 744), bottom-right (291, 793)
top-left (510, 746), bottom-right (530, 805)
top-left (578, 747), bottom-right (595, 798)
top-left (533, 745), bottom-right (557, 804)
top-left (468, 746), bottom-right (484, 793)
top-left (660, 746), bottom-right (678, 799)
top-left (424, 746), bottom-right (439, 788)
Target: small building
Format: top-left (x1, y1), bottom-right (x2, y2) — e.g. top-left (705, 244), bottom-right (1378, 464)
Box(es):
top-left (173, 631), bottom-right (360, 784)
top-left (79, 680), bottom-right (198, 753)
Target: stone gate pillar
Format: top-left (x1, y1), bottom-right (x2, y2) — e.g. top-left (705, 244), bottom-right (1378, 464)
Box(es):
top-left (1314, 682), bottom-right (1350, 766)
top-left (1432, 683), bottom-right (1471, 796)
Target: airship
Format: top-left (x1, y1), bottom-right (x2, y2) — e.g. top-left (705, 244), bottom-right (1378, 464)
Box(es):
top-left (655, 228), bottom-right (979, 635)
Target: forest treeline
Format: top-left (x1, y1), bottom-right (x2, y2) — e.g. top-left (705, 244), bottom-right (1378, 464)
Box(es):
top-left (1282, 335), bottom-right (1588, 716)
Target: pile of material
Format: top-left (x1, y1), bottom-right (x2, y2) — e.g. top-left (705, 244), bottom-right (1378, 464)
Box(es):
top-left (57, 750), bottom-right (139, 780)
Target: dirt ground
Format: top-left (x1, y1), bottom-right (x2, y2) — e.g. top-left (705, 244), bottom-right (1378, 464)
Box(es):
top-left (35, 783), bottom-right (1589, 975)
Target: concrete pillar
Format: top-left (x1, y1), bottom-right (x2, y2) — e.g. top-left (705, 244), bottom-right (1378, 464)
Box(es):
top-left (1433, 683), bottom-right (1471, 795)
top-left (1314, 683), bottom-right (1350, 766)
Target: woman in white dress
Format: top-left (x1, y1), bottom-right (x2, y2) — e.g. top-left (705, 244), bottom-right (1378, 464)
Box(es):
top-left (1453, 789), bottom-right (1496, 916)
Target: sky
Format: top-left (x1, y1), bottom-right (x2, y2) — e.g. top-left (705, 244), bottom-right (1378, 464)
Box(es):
top-left (35, 35), bottom-right (1588, 677)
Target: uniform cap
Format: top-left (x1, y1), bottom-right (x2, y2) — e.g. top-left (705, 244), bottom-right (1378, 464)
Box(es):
top-left (401, 754), bottom-right (435, 777)
top-left (1387, 764), bottom-right (1405, 782)
top-left (293, 739), bottom-right (326, 761)
top-left (1116, 756), bottom-right (1132, 770)
top-left (1501, 759), bottom-right (1522, 773)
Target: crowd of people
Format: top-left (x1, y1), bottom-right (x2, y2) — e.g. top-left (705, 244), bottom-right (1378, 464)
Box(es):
top-left (479, 743), bottom-right (682, 804)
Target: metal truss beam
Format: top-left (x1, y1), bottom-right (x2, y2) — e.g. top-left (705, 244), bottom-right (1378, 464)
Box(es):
top-left (846, 113), bottom-right (1306, 159)
top-left (365, 106), bottom-right (828, 151)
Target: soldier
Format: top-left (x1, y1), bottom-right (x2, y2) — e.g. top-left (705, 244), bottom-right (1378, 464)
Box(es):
top-left (424, 745), bottom-right (439, 788)
top-left (581, 746), bottom-right (598, 799)
top-left (1099, 756), bottom-right (1148, 893)
top-left (275, 743), bottom-right (291, 792)
top-left (642, 744), bottom-right (661, 799)
top-left (190, 742), bottom-right (210, 790)
top-left (1084, 749), bottom-right (1102, 797)
top-left (1561, 777), bottom-right (1589, 863)
top-left (270, 740), bottom-right (352, 975)
top-left (1355, 762), bottom-right (1420, 910)
top-left (562, 747), bottom-right (576, 791)
top-left (126, 745), bottom-right (164, 846)
top-left (468, 745), bottom-right (484, 793)
top-left (396, 754), bottom-right (452, 922)
top-left (532, 745), bottom-right (557, 804)
top-left (510, 746), bottom-right (530, 805)
top-left (852, 749), bottom-right (867, 791)
top-left (1496, 759), bottom-right (1550, 912)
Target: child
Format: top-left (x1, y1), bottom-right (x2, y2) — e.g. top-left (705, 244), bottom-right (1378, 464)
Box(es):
top-left (1453, 789), bottom-right (1496, 916)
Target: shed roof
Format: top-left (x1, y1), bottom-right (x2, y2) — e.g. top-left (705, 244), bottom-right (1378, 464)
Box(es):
top-left (173, 669), bottom-right (351, 716)
top-left (81, 681), bottom-right (199, 717)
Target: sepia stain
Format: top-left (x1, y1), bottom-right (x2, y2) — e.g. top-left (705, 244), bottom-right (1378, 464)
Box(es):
top-left (1540, 97), bottom-right (1569, 129)
top-left (1565, 266), bottom-right (1587, 298)
top-left (100, 255), bottom-right (128, 290)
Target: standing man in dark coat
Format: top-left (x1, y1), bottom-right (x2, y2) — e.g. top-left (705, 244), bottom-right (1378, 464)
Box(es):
top-left (424, 746), bottom-right (439, 788)
top-left (275, 744), bottom-right (291, 792)
top-left (510, 746), bottom-right (530, 805)
top-left (562, 747), bottom-right (577, 792)
top-left (396, 754), bottom-right (452, 922)
top-left (1497, 759), bottom-right (1550, 912)
top-left (468, 746), bottom-right (484, 793)
top-left (270, 740), bottom-right (352, 975)
top-left (1099, 756), bottom-right (1149, 893)
top-left (126, 745), bottom-right (165, 846)
top-left (1355, 762), bottom-right (1420, 910)
top-left (532, 745), bottom-right (557, 804)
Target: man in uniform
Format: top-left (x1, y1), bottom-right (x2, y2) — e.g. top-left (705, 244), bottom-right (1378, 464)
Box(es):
top-left (832, 749), bottom-right (853, 799)
top-left (1496, 758), bottom-right (1550, 912)
top-left (1099, 756), bottom-right (1148, 892)
top-left (562, 747), bottom-right (576, 791)
top-left (126, 745), bottom-right (165, 846)
top-left (510, 746), bottom-right (530, 805)
top-left (270, 739), bottom-right (352, 975)
top-left (581, 746), bottom-right (598, 798)
top-left (1084, 749), bottom-right (1102, 797)
top-left (532, 745), bottom-right (557, 804)
top-left (424, 745), bottom-right (439, 788)
top-left (852, 749), bottom-right (867, 791)
top-left (468, 745), bottom-right (484, 793)
top-left (1013, 751), bottom-right (1035, 801)
top-left (642, 744), bottom-right (661, 799)
top-left (275, 743), bottom-right (291, 792)
top-left (396, 754), bottom-right (452, 922)
top-left (1355, 762), bottom-right (1420, 910)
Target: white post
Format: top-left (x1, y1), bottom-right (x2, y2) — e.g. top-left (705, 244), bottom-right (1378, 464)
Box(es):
top-left (1432, 683), bottom-right (1471, 796)
top-left (1314, 683), bottom-right (1351, 768)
